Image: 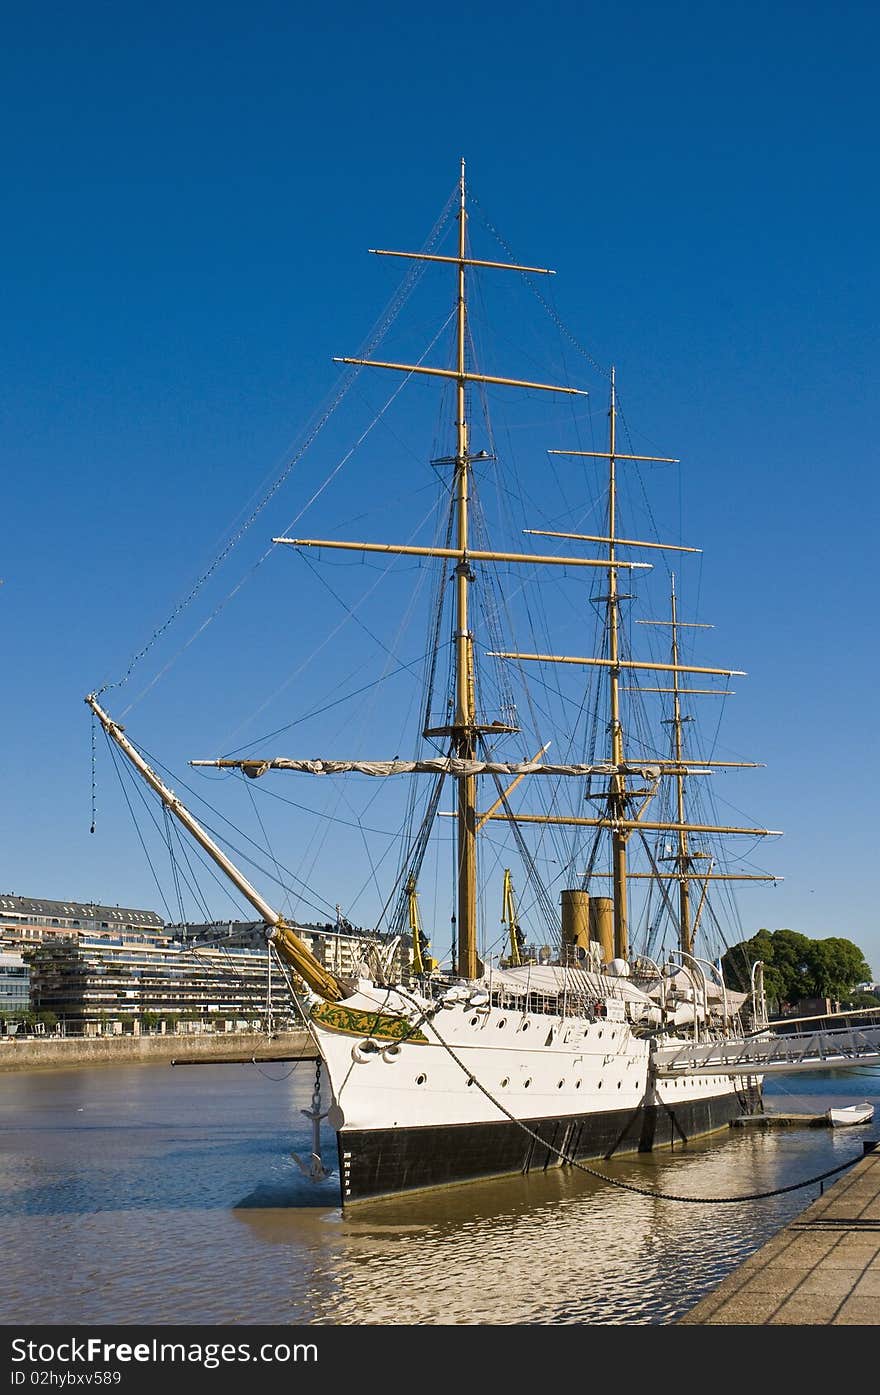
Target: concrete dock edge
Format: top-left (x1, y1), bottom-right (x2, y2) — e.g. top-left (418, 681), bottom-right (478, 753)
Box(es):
top-left (679, 1142), bottom-right (880, 1325)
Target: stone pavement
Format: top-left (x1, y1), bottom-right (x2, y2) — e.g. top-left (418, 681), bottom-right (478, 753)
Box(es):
top-left (679, 1144), bottom-right (880, 1325)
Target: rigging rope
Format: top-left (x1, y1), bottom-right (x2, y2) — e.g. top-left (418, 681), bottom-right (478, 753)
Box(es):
top-left (95, 188), bottom-right (458, 705)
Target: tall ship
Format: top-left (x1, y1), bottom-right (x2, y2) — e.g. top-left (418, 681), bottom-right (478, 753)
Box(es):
top-left (89, 165), bottom-right (860, 1205)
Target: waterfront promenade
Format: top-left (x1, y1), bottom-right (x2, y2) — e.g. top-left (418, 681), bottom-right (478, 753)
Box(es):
top-left (679, 1142), bottom-right (880, 1324)
top-left (0, 1028), bottom-right (313, 1071)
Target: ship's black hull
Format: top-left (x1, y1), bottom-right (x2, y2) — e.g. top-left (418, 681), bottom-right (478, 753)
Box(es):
top-left (337, 1085), bottom-right (759, 1203)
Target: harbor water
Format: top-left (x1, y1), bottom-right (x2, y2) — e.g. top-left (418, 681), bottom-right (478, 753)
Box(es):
top-left (1, 1061), bottom-right (877, 1326)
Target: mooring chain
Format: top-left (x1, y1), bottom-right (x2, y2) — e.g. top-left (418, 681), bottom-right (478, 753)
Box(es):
top-left (390, 987), bottom-right (864, 1206)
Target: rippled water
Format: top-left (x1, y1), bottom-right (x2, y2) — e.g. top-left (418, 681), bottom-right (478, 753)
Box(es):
top-left (0, 1061), bottom-right (877, 1325)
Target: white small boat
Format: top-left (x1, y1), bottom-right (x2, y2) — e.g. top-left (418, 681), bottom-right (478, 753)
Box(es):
top-left (826, 1102), bottom-right (875, 1128)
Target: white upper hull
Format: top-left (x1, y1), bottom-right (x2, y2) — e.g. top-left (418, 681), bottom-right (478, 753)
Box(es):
top-left (311, 986), bottom-right (749, 1134)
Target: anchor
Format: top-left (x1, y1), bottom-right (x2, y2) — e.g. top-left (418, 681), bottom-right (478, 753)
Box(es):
top-left (292, 1058), bottom-right (332, 1182)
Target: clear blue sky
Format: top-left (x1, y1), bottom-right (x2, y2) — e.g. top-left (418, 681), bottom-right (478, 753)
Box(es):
top-left (2, 2), bottom-right (878, 976)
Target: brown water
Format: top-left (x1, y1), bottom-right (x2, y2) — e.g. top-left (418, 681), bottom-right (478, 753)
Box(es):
top-left (1, 1061), bottom-right (877, 1325)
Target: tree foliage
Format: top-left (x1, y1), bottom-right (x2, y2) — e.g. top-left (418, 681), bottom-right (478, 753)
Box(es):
top-left (722, 929), bottom-right (872, 1009)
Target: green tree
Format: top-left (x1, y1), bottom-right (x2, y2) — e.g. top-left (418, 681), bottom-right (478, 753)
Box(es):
top-left (805, 938), bottom-right (872, 998)
top-left (722, 928), bottom-right (873, 1011)
top-left (767, 929), bottom-right (814, 1003)
top-left (721, 929), bottom-right (781, 1002)
top-left (843, 989), bottom-right (880, 1010)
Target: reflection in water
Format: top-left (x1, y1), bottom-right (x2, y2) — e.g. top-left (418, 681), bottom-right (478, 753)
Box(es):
top-left (1, 1062), bottom-right (877, 1324)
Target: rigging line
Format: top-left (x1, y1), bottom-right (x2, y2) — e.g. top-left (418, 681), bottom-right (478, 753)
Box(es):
top-left (485, 765), bottom-right (558, 940)
top-left (385, 778), bottom-right (447, 938)
top-left (243, 776), bottom-right (289, 919)
top-left (378, 774), bottom-right (446, 937)
top-left (615, 398), bottom-right (673, 590)
top-left (706, 689), bottom-right (731, 766)
top-left (124, 745), bottom-right (242, 924)
top-left (635, 830), bottom-right (685, 938)
top-left (348, 816), bottom-right (414, 928)
top-left (422, 505), bottom-right (456, 736)
top-left (350, 811), bottom-right (398, 921)
top-left (104, 734), bottom-right (174, 924)
top-left (97, 193), bottom-right (457, 702)
top-left (169, 812), bottom-right (224, 926)
top-left (246, 774), bottom-right (436, 845)
top-left (348, 380), bottom-right (431, 470)
top-left (166, 800), bottom-right (243, 923)
top-left (118, 313), bottom-right (457, 723)
top-left (469, 194), bottom-right (611, 383)
top-left (277, 305), bottom-right (456, 539)
top-left (298, 519), bottom-right (435, 680)
top-left (113, 735), bottom-right (212, 920)
top-left (213, 490), bottom-right (444, 751)
top-left (162, 804), bottom-right (187, 927)
top-left (268, 541), bottom-right (435, 904)
top-left (136, 742), bottom-right (338, 920)
top-left (395, 987), bottom-right (865, 1206)
top-left (213, 643), bottom-right (448, 761)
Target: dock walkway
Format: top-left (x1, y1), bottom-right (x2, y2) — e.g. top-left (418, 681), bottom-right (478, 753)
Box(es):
top-left (679, 1143), bottom-right (880, 1325)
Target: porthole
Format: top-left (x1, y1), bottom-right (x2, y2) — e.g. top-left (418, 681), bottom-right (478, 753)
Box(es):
top-left (520, 1020), bottom-right (530, 1031)
top-left (617, 1082), bottom-right (622, 1090)
top-left (598, 1031), bottom-right (603, 1040)
top-left (470, 1016), bottom-right (479, 1026)
top-left (557, 1080), bottom-right (565, 1089)
top-left (611, 1031), bottom-right (616, 1040)
top-left (501, 1077), bottom-right (510, 1088)
top-left (524, 1078), bottom-right (531, 1088)
top-left (598, 1080), bottom-right (603, 1089)
top-left (497, 1018), bottom-right (507, 1029)
top-left (466, 1077), bottom-right (475, 1087)
top-left (415, 1074), bottom-right (427, 1086)
top-left (575, 1079), bottom-right (582, 1090)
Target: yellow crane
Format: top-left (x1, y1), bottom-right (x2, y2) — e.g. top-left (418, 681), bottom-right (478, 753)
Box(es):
top-left (501, 869), bottom-right (526, 967)
top-left (407, 874), bottom-right (434, 976)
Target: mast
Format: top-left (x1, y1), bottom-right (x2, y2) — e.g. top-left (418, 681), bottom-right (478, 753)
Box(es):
top-left (668, 574), bottom-right (693, 955)
top-left (453, 159), bottom-right (479, 979)
top-left (492, 421), bottom-right (784, 956)
top-left (279, 162), bottom-right (586, 983)
top-left (606, 370), bottom-right (629, 959)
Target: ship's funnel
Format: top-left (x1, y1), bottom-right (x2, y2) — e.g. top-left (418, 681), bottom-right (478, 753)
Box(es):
top-left (589, 897), bottom-right (615, 964)
top-left (561, 890), bottom-right (590, 952)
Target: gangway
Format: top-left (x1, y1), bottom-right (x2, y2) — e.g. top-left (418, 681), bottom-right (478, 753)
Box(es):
top-left (655, 1012), bottom-right (880, 1078)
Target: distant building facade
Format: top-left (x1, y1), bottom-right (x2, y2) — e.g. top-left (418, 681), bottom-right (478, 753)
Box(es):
top-left (4, 895), bottom-right (411, 1032)
top-left (27, 934), bottom-right (294, 1034)
top-left (172, 919), bottom-right (410, 982)
top-left (0, 895), bottom-right (164, 951)
top-left (0, 951), bottom-right (30, 1019)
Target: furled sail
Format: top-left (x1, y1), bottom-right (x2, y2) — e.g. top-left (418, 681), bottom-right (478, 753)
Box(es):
top-left (191, 757), bottom-right (664, 780)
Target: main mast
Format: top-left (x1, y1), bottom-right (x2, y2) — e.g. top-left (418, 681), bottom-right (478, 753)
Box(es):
top-left (452, 161), bottom-right (479, 978)
top-left (270, 162), bottom-right (589, 982)
top-left (605, 370), bottom-right (629, 958)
